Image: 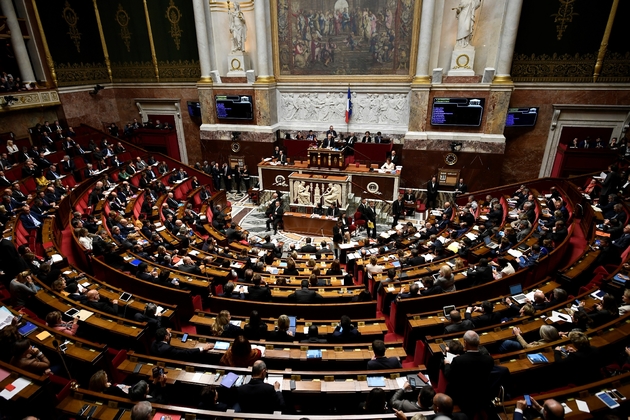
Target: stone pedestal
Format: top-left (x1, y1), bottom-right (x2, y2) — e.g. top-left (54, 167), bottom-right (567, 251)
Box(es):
top-left (227, 52), bottom-right (248, 77)
top-left (448, 46), bottom-right (476, 76)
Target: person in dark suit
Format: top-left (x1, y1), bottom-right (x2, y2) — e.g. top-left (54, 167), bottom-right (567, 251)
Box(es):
top-left (599, 165), bottom-right (620, 205)
top-left (367, 339), bottom-right (401, 370)
top-left (266, 315), bottom-right (295, 342)
top-left (150, 328), bottom-right (213, 361)
top-left (467, 258), bottom-right (494, 286)
top-left (513, 397), bottom-right (564, 420)
top-left (85, 289), bottom-right (119, 316)
top-left (331, 315), bottom-right (361, 342)
top-left (454, 178), bottom-right (468, 196)
top-left (345, 132), bottom-right (358, 155)
top-left (426, 176), bottom-right (439, 209)
top-left (300, 237), bottom-right (317, 253)
top-left (300, 325), bottom-right (328, 343)
top-left (265, 200), bottom-right (283, 234)
top-left (19, 206), bottom-right (44, 231)
top-left (327, 202), bottom-right (340, 217)
top-left (365, 201), bottom-right (377, 239)
top-left (236, 360), bottom-right (284, 414)
top-left (391, 193), bottom-right (405, 228)
top-left (444, 331), bottom-right (494, 418)
top-left (288, 280), bottom-right (323, 303)
top-left (444, 310), bottom-right (475, 335)
top-left (361, 131), bottom-right (372, 143)
top-left (553, 330), bottom-right (602, 385)
top-left (464, 301), bottom-right (500, 329)
top-left (246, 274), bottom-right (271, 302)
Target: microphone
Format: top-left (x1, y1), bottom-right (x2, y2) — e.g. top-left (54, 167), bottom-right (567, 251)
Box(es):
top-left (52, 339), bottom-right (74, 382)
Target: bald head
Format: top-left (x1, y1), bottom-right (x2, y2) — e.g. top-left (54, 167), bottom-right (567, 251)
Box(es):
top-left (543, 399), bottom-right (564, 420)
top-left (252, 360), bottom-right (267, 378)
top-left (463, 330), bottom-right (480, 349)
top-left (432, 393), bottom-right (453, 415)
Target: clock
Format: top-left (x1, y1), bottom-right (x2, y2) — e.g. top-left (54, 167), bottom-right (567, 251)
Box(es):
top-left (231, 142), bottom-right (241, 153)
top-left (445, 153), bottom-right (458, 166)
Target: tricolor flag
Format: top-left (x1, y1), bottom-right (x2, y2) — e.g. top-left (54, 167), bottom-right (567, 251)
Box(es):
top-left (345, 88), bottom-right (352, 124)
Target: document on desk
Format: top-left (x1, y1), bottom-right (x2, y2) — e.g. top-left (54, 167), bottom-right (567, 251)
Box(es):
top-left (507, 249), bottom-right (523, 258)
top-left (0, 306), bottom-right (13, 330)
top-left (265, 374), bottom-right (283, 391)
top-left (547, 311), bottom-right (571, 323)
top-left (76, 309), bottom-right (94, 321)
top-left (0, 377), bottom-right (31, 400)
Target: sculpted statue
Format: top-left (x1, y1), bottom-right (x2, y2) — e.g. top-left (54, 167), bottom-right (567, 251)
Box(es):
top-left (322, 184), bottom-right (342, 207)
top-left (454, 0), bottom-right (481, 48)
top-left (296, 181), bottom-right (312, 205)
top-left (229, 2), bottom-right (247, 52)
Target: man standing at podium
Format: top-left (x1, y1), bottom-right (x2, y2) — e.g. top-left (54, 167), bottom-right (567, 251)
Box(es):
top-left (325, 125), bottom-right (337, 140)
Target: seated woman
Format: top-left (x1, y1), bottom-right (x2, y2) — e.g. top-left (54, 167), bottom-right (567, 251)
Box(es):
top-left (435, 265), bottom-right (455, 293)
top-left (266, 314), bottom-right (295, 342)
top-left (89, 369), bottom-right (128, 397)
top-left (499, 324), bottom-right (559, 353)
top-left (283, 258), bottom-right (299, 276)
top-left (243, 310), bottom-right (267, 341)
top-left (381, 157), bottom-right (395, 171)
top-left (219, 335), bottom-right (261, 367)
top-left (326, 259), bottom-right (343, 276)
top-left (118, 168), bottom-right (131, 180)
top-left (11, 339), bottom-right (51, 375)
top-left (365, 256), bottom-right (384, 280)
top-left (76, 227), bottom-right (93, 250)
top-left (210, 310), bottom-right (242, 338)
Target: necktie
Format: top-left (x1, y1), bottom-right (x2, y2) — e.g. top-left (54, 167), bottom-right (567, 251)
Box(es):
top-left (30, 214), bottom-right (41, 227)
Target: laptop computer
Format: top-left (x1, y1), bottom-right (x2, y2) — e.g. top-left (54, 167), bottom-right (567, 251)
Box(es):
top-left (509, 284), bottom-right (527, 304)
top-left (442, 305), bottom-right (456, 319)
top-left (484, 235), bottom-right (499, 249)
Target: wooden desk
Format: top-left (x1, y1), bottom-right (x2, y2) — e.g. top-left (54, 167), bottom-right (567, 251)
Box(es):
top-left (282, 212), bottom-right (339, 236)
top-left (353, 142), bottom-right (393, 162)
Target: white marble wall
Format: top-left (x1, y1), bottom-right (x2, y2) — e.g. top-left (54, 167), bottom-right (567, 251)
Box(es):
top-left (276, 85), bottom-right (410, 134)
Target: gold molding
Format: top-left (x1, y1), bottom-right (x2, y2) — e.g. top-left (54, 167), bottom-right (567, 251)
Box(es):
top-left (158, 60), bottom-right (201, 82)
top-left (55, 62), bottom-right (109, 86)
top-left (61, 1), bottom-right (82, 53)
top-left (142, 0), bottom-right (159, 82)
top-left (411, 75), bottom-right (431, 85)
top-left (270, 0), bottom-right (422, 83)
top-left (593, 0), bottom-right (619, 82)
top-left (166, 0), bottom-right (183, 50)
top-left (492, 75), bottom-right (513, 85)
top-left (31, 0), bottom-right (57, 87)
top-left (115, 4), bottom-right (132, 53)
top-left (92, 0), bottom-right (112, 83)
top-left (253, 75), bottom-right (276, 84)
top-left (209, 1), bottom-right (254, 12)
top-left (551, 0), bottom-right (577, 41)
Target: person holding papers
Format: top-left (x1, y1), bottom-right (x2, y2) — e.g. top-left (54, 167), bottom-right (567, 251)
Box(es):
top-left (381, 157), bottom-right (395, 171)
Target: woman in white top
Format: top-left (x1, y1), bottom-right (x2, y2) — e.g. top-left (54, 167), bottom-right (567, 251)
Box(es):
top-left (381, 157), bottom-right (395, 171)
top-left (619, 289), bottom-right (630, 315)
top-left (6, 140), bottom-right (18, 155)
top-left (77, 227), bottom-right (93, 250)
top-left (365, 255), bottom-right (384, 280)
top-left (492, 257), bottom-right (515, 279)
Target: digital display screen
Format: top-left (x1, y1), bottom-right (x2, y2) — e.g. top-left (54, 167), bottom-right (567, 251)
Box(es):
top-left (431, 98), bottom-right (485, 127)
top-left (506, 107), bottom-right (539, 127)
top-left (187, 101), bottom-right (201, 118)
top-left (215, 95), bottom-right (253, 120)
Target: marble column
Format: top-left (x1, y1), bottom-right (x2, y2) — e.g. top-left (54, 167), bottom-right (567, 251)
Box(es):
top-left (412, 0), bottom-right (436, 84)
top-left (0, 0), bottom-right (36, 83)
top-left (202, 0), bottom-right (217, 71)
top-left (192, 0), bottom-right (212, 81)
top-left (494, 0), bottom-right (524, 84)
top-left (254, 0), bottom-right (273, 82)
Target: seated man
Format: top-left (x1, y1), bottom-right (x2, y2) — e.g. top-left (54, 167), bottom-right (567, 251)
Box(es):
top-left (390, 384), bottom-right (435, 413)
top-left (287, 280), bottom-right (323, 303)
top-left (85, 289), bottom-right (119, 316)
top-left (236, 360), bottom-right (284, 414)
top-left (150, 328), bottom-right (213, 361)
top-left (444, 310), bottom-right (474, 335)
top-left (367, 339), bottom-right (402, 370)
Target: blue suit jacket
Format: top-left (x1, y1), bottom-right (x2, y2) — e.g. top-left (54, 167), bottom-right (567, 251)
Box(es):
top-left (20, 211), bottom-right (44, 230)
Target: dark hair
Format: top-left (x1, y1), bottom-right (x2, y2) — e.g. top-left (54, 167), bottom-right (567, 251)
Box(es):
top-left (308, 325), bottom-right (319, 337)
top-left (340, 315), bottom-right (353, 331)
top-left (419, 385), bottom-right (436, 409)
top-left (231, 335), bottom-right (252, 358)
top-left (372, 339), bottom-right (386, 357)
top-left (364, 388), bottom-right (387, 413)
top-left (155, 328), bottom-right (168, 342)
top-left (301, 279), bottom-right (309, 288)
top-left (481, 300), bottom-right (493, 314)
top-left (129, 380), bottom-right (149, 401)
top-left (13, 339), bottom-right (30, 357)
top-left (387, 268), bottom-right (396, 280)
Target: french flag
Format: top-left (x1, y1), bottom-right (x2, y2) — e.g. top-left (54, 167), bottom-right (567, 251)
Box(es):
top-left (345, 88), bottom-right (352, 124)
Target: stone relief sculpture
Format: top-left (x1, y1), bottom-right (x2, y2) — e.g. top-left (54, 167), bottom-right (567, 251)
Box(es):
top-left (322, 184), bottom-right (342, 206)
top-left (228, 2), bottom-right (247, 52)
top-left (296, 181), bottom-right (312, 205)
top-left (454, 0), bottom-right (481, 48)
top-left (277, 91), bottom-right (409, 125)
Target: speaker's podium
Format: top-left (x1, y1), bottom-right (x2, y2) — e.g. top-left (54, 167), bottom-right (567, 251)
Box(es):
top-left (308, 147), bottom-right (345, 169)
